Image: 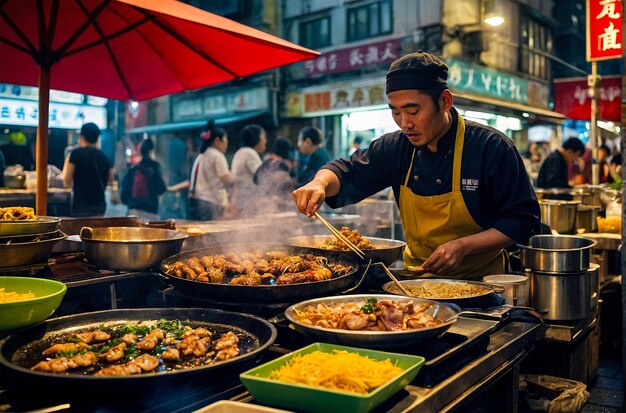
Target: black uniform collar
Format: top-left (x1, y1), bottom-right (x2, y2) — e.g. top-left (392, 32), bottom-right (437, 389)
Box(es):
top-left (421, 107), bottom-right (458, 155)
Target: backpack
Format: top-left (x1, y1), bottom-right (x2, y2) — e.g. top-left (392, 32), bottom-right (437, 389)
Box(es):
top-left (120, 163), bottom-right (165, 212)
top-left (131, 168), bottom-right (149, 199)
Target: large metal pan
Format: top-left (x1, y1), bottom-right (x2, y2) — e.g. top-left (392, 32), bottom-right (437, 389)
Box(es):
top-left (381, 279), bottom-right (505, 308)
top-left (0, 216), bottom-right (60, 236)
top-left (80, 226), bottom-right (188, 271)
top-left (286, 235), bottom-right (405, 266)
top-left (159, 244), bottom-right (361, 304)
top-left (0, 308), bottom-right (276, 388)
top-left (0, 230), bottom-right (67, 268)
top-left (284, 294), bottom-right (458, 348)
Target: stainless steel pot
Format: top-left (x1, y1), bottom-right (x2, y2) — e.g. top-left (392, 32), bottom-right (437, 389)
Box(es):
top-left (574, 185), bottom-right (604, 206)
top-left (518, 235), bottom-right (596, 273)
top-left (576, 205), bottom-right (601, 233)
top-left (80, 227), bottom-right (188, 271)
top-left (539, 200), bottom-right (581, 234)
top-left (528, 268), bottom-right (591, 321)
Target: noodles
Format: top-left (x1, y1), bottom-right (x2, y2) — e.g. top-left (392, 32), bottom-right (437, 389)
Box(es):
top-left (269, 350), bottom-right (403, 394)
top-left (0, 288), bottom-right (35, 303)
top-left (388, 281), bottom-right (489, 299)
top-left (0, 207), bottom-right (36, 221)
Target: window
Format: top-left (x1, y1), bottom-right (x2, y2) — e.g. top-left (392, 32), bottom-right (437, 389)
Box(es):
top-left (300, 16), bottom-right (331, 49)
top-left (347, 0), bottom-right (392, 42)
top-left (519, 14), bottom-right (553, 80)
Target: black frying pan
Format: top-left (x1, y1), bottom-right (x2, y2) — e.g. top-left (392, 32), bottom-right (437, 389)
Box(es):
top-left (0, 308), bottom-right (277, 388)
top-left (159, 244), bottom-right (361, 303)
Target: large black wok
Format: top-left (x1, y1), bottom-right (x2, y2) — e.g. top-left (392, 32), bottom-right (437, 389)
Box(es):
top-left (159, 244), bottom-right (361, 303)
top-left (0, 308), bottom-right (277, 389)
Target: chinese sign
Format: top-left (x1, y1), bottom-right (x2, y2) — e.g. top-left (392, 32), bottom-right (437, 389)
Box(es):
top-left (447, 59), bottom-right (529, 104)
top-left (586, 0), bottom-right (622, 61)
top-left (173, 87), bottom-right (268, 121)
top-left (286, 78), bottom-right (387, 117)
top-left (0, 98), bottom-right (107, 129)
top-left (297, 38), bottom-right (402, 79)
top-left (553, 75), bottom-right (621, 121)
top-left (0, 83), bottom-right (107, 105)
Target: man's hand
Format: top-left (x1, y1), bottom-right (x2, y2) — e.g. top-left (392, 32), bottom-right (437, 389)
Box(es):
top-left (422, 238), bottom-right (469, 274)
top-left (292, 179), bottom-right (326, 217)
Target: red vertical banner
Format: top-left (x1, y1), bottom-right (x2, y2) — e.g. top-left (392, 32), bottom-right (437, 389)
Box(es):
top-left (586, 0), bottom-right (623, 61)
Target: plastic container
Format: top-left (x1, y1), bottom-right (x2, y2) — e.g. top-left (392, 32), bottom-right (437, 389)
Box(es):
top-left (482, 274), bottom-right (529, 306)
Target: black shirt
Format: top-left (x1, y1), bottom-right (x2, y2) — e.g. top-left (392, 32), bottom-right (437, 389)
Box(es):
top-left (536, 151), bottom-right (569, 188)
top-left (323, 109), bottom-right (541, 244)
top-left (69, 147), bottom-right (110, 217)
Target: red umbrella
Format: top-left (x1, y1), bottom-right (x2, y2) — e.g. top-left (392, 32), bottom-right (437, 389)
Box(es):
top-left (0, 0), bottom-right (318, 214)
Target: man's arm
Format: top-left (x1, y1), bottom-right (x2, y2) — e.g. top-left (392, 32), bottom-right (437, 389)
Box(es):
top-left (62, 156), bottom-right (74, 188)
top-left (423, 228), bottom-right (513, 274)
top-left (292, 169), bottom-right (341, 216)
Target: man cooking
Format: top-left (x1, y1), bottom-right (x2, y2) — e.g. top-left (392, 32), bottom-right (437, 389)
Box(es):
top-left (292, 51), bottom-right (541, 279)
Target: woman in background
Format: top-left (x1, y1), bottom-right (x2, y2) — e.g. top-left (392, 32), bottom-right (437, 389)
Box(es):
top-left (187, 120), bottom-right (234, 221)
top-left (230, 124), bottom-right (266, 216)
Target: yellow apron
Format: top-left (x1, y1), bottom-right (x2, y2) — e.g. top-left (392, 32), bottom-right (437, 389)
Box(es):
top-left (399, 114), bottom-right (506, 280)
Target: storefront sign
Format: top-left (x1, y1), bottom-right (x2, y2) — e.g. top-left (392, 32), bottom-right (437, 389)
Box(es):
top-left (553, 75), bottom-right (621, 121)
top-left (173, 87), bottom-right (268, 121)
top-left (294, 38), bottom-right (402, 79)
top-left (447, 59), bottom-right (529, 104)
top-left (586, 0), bottom-right (622, 61)
top-left (0, 83), bottom-right (107, 105)
top-left (288, 78), bottom-right (387, 116)
top-left (0, 98), bottom-right (107, 129)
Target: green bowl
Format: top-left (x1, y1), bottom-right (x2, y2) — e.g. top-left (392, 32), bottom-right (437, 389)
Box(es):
top-left (0, 277), bottom-right (66, 331)
top-left (240, 343), bottom-right (424, 413)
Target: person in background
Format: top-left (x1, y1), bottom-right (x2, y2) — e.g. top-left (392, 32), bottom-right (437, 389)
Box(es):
top-left (536, 138), bottom-right (585, 189)
top-left (120, 138), bottom-right (166, 221)
top-left (598, 144), bottom-right (611, 184)
top-left (348, 135), bottom-right (364, 156)
top-left (296, 126), bottom-right (331, 187)
top-left (292, 51), bottom-right (540, 280)
top-left (0, 148), bottom-right (4, 187)
top-left (230, 124), bottom-right (266, 215)
top-left (254, 137), bottom-right (295, 211)
top-left (608, 152), bottom-right (622, 185)
top-left (63, 122), bottom-right (114, 217)
top-left (187, 120), bottom-right (234, 221)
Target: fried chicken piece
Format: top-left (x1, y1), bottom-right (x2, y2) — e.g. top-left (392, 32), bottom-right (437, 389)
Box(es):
top-left (42, 342), bottom-right (90, 356)
top-left (266, 250), bottom-right (287, 260)
top-left (121, 333), bottom-right (138, 345)
top-left (168, 261), bottom-right (185, 277)
top-left (163, 332), bottom-right (178, 346)
top-left (177, 335), bottom-right (211, 357)
top-left (94, 363), bottom-right (142, 376)
top-left (216, 346), bottom-right (240, 361)
top-left (136, 333), bottom-right (159, 351)
top-left (214, 331), bottom-right (239, 350)
top-left (100, 342), bottom-right (127, 362)
top-left (72, 351), bottom-right (98, 367)
top-left (182, 327), bottom-right (212, 338)
top-left (230, 271), bottom-right (262, 286)
top-left (207, 267), bottom-right (224, 283)
top-left (69, 330), bottom-right (110, 344)
top-left (31, 351), bottom-right (97, 373)
top-left (132, 354), bottom-right (159, 371)
top-left (162, 347), bottom-right (180, 361)
top-left (186, 257), bottom-right (204, 275)
top-left (182, 265), bottom-right (198, 280)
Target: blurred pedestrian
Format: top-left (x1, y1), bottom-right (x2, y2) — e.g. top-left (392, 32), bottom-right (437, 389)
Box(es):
top-left (188, 120), bottom-right (234, 221)
top-left (537, 138), bottom-right (585, 189)
top-left (254, 137), bottom-right (295, 212)
top-left (296, 126), bottom-right (331, 187)
top-left (120, 138), bottom-right (166, 221)
top-left (63, 123), bottom-right (114, 217)
top-left (230, 124), bottom-right (266, 216)
top-left (348, 135), bottom-right (364, 156)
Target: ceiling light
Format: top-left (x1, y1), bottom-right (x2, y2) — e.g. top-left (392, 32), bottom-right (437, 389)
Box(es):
top-left (484, 16), bottom-right (504, 26)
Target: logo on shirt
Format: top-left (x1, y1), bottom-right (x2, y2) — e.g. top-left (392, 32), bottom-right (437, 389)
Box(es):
top-left (461, 178), bottom-right (479, 191)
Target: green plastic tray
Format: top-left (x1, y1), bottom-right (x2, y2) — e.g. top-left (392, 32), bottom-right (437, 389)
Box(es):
top-left (240, 342), bottom-right (425, 413)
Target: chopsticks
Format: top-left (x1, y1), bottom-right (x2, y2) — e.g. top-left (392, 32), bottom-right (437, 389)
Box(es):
top-left (378, 263), bottom-right (414, 297)
top-left (314, 212), bottom-right (366, 260)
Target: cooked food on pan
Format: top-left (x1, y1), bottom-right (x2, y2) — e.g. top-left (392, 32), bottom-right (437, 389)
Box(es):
top-left (269, 350), bottom-right (403, 394)
top-left (24, 319), bottom-right (251, 376)
top-left (0, 207), bottom-right (35, 221)
top-left (387, 281), bottom-right (490, 299)
top-left (318, 226), bottom-right (374, 251)
top-left (0, 288), bottom-right (35, 303)
top-left (166, 250), bottom-right (353, 286)
top-left (293, 297), bottom-right (443, 331)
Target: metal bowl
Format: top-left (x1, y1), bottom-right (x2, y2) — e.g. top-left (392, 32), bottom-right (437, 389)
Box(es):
top-left (381, 279), bottom-right (503, 308)
top-left (0, 230), bottom-right (67, 268)
top-left (0, 216), bottom-right (61, 236)
top-left (286, 235), bottom-right (405, 266)
top-left (80, 227), bottom-right (188, 271)
top-left (284, 294), bottom-right (458, 348)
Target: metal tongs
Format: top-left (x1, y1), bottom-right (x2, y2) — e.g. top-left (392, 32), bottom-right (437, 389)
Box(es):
top-left (314, 212), bottom-right (414, 297)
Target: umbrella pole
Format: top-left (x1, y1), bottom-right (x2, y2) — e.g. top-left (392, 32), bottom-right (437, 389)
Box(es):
top-left (36, 67), bottom-right (50, 216)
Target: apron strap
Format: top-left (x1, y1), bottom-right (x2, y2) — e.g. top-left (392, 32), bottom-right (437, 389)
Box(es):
top-left (403, 147), bottom-right (417, 187)
top-left (452, 115), bottom-right (465, 192)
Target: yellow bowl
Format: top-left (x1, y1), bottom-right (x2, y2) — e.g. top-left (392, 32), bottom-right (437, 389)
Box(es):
top-left (0, 277), bottom-right (66, 331)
